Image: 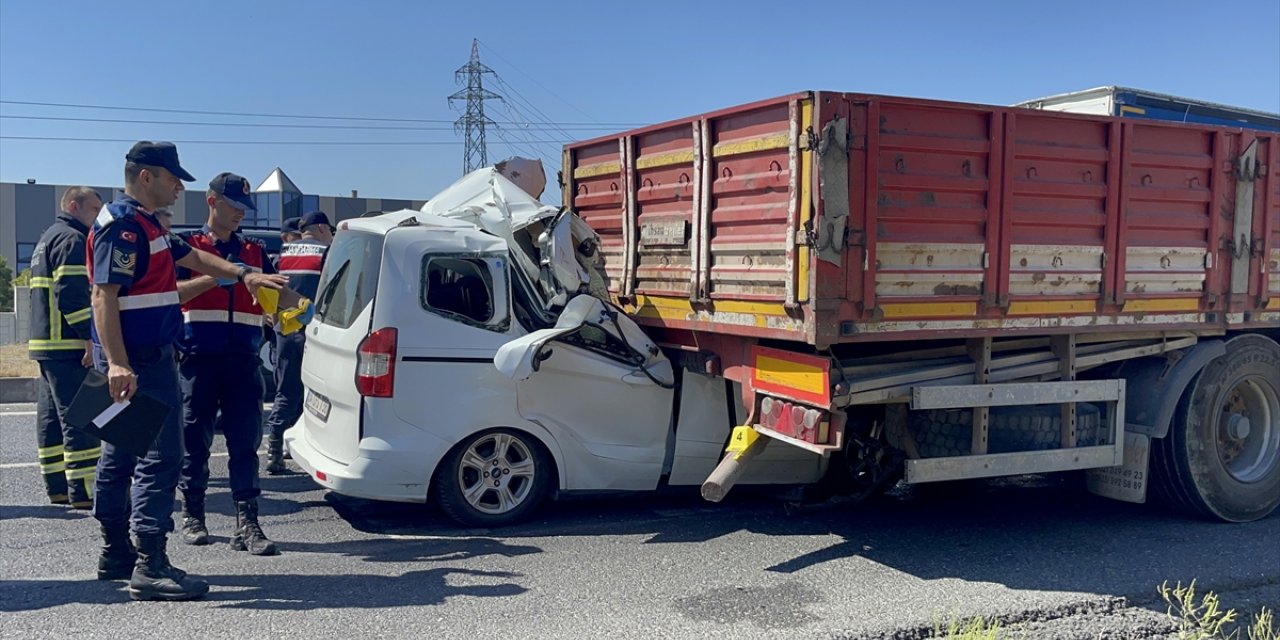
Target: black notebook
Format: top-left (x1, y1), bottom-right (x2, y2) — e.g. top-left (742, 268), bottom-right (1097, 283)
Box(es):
top-left (64, 369), bottom-right (171, 458)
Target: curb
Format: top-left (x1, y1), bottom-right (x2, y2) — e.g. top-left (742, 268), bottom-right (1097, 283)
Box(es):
top-left (0, 377), bottom-right (36, 404)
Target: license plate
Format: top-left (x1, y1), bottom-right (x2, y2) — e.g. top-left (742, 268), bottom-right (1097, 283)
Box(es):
top-left (1086, 432), bottom-right (1149, 504)
top-left (305, 389), bottom-right (331, 422)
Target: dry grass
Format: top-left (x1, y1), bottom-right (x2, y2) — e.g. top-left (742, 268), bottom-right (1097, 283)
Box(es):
top-left (0, 343), bottom-right (39, 378)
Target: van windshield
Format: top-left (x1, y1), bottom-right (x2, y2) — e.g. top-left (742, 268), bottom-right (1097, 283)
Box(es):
top-left (314, 230), bottom-right (384, 329)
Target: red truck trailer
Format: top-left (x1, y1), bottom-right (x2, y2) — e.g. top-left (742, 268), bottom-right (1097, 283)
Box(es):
top-left (563, 91), bottom-right (1280, 522)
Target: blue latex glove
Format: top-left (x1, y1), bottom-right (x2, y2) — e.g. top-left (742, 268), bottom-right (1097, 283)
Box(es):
top-left (216, 261), bottom-right (244, 286)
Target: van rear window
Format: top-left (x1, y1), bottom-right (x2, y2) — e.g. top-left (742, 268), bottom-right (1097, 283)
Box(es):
top-left (314, 230), bottom-right (384, 329)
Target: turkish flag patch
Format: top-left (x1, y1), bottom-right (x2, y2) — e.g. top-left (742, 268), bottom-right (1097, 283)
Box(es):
top-left (120, 230), bottom-right (137, 243)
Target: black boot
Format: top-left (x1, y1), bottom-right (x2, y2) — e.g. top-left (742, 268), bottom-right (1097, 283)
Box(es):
top-left (179, 495), bottom-right (210, 546)
top-left (265, 437), bottom-right (288, 475)
top-left (129, 535), bottom-right (209, 601)
top-left (96, 522), bottom-right (137, 581)
top-left (230, 500), bottom-right (278, 556)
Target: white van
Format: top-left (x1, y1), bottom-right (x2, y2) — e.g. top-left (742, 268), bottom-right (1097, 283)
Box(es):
top-left (284, 171), bottom-right (824, 526)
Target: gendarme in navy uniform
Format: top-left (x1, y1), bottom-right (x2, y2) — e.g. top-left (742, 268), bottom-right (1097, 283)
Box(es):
top-left (88, 141), bottom-right (287, 602)
top-left (174, 172), bottom-right (279, 556)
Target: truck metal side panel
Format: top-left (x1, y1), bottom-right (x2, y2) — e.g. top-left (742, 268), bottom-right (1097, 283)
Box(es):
top-left (1000, 111), bottom-right (1118, 315)
top-left (1264, 134), bottom-right (1280, 311)
top-left (858, 98), bottom-right (1000, 321)
top-left (564, 91), bottom-right (1280, 347)
top-left (1115, 121), bottom-right (1225, 312)
top-left (569, 140), bottom-right (628, 294)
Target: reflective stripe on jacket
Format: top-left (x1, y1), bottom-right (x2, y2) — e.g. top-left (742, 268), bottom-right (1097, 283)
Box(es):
top-left (28, 214), bottom-right (91, 360)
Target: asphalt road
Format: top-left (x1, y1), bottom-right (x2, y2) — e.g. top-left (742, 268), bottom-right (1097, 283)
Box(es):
top-left (1, 403), bottom-right (1276, 639)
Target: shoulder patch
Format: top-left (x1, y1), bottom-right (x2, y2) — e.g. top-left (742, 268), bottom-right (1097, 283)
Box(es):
top-left (120, 230), bottom-right (137, 243)
top-left (111, 247), bottom-right (137, 275)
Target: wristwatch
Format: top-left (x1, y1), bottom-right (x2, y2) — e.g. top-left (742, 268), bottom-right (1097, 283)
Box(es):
top-left (236, 265), bottom-right (252, 283)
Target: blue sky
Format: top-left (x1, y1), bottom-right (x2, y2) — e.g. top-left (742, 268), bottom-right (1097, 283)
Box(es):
top-left (1, 0), bottom-right (1277, 204)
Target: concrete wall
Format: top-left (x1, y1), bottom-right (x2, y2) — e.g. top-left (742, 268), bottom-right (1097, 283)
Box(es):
top-left (0, 286), bottom-right (30, 345)
top-left (1, 183), bottom-right (16, 270)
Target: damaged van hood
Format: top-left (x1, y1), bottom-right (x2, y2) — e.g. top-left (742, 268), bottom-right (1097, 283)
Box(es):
top-left (421, 167), bottom-right (607, 307)
top-left (420, 166), bottom-right (669, 387)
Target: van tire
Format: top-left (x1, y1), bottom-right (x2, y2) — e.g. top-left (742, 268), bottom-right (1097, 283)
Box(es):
top-left (1150, 334), bottom-right (1280, 523)
top-left (434, 428), bottom-right (552, 527)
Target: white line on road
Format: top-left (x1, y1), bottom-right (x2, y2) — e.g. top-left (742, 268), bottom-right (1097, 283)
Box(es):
top-left (2, 411), bottom-right (36, 417)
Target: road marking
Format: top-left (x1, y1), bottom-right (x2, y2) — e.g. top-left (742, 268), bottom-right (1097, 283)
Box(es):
top-left (0, 448), bottom-right (268, 470)
top-left (1, 411), bottom-right (36, 417)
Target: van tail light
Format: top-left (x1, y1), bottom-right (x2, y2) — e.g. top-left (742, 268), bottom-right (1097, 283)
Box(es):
top-left (356, 327), bottom-right (397, 397)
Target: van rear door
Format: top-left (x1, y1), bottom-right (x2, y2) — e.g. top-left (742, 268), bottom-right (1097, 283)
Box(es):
top-left (296, 229), bottom-right (385, 465)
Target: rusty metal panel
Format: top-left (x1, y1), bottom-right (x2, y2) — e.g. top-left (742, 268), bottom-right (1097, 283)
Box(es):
top-left (565, 91), bottom-right (1272, 348)
top-left (1259, 135), bottom-right (1280, 309)
top-left (1000, 112), bottom-right (1115, 312)
top-left (1115, 123), bottom-right (1226, 310)
top-left (860, 98), bottom-right (1001, 318)
top-left (632, 123), bottom-right (698, 297)
top-left (704, 100), bottom-right (797, 301)
top-left (570, 140), bottom-right (627, 293)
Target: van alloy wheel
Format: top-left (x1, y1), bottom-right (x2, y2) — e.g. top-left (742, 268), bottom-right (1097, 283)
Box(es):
top-left (458, 433), bottom-right (536, 515)
top-left (435, 428), bottom-right (551, 527)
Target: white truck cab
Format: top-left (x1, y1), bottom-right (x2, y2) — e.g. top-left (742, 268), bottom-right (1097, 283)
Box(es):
top-left (285, 169), bottom-right (822, 526)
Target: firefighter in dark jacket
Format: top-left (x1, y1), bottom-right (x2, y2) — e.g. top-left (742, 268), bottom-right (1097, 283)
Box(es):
top-left (28, 186), bottom-right (103, 508)
top-left (175, 172), bottom-right (280, 556)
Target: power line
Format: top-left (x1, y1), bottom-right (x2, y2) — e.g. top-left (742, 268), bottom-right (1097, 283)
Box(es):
top-left (0, 135), bottom-right (569, 146)
top-left (0, 114), bottom-right (620, 132)
top-left (0, 99), bottom-right (646, 127)
top-left (476, 40), bottom-right (603, 125)
top-left (491, 126), bottom-right (560, 171)
top-left (493, 101), bottom-right (564, 167)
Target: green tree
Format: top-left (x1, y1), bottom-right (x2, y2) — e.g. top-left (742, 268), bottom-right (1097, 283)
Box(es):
top-left (0, 254), bottom-right (13, 312)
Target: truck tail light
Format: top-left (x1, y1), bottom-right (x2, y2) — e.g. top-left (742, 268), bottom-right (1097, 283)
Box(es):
top-left (356, 327), bottom-right (397, 397)
top-left (756, 395), bottom-right (830, 444)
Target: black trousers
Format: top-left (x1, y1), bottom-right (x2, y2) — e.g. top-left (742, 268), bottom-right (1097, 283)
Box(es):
top-left (36, 358), bottom-right (101, 501)
top-left (263, 331), bottom-right (304, 443)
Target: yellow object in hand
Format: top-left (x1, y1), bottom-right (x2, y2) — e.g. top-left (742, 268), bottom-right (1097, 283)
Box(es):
top-left (277, 298), bottom-right (313, 336)
top-left (256, 287), bottom-right (280, 315)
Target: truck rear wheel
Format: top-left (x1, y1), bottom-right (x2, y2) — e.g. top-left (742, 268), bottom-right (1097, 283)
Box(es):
top-left (1151, 334), bottom-right (1280, 523)
top-left (434, 428), bottom-right (552, 527)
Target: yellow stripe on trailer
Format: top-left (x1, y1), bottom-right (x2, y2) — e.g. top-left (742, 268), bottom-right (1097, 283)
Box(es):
top-left (625, 294), bottom-right (790, 327)
top-left (573, 162), bottom-right (621, 179)
top-left (712, 133), bottom-right (790, 158)
top-left (1007, 300), bottom-right (1097, 316)
top-left (751, 346), bottom-right (831, 407)
top-left (755, 355), bottom-right (827, 401)
top-left (797, 99), bottom-right (813, 303)
top-left (635, 150), bottom-right (695, 170)
top-left (1122, 298), bottom-right (1200, 313)
top-left (879, 301), bottom-right (979, 319)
